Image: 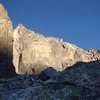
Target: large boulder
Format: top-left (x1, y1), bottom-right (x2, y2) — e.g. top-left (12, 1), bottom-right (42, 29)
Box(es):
top-left (0, 4), bottom-right (15, 78)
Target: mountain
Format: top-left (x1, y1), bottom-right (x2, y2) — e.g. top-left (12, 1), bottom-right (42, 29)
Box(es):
top-left (0, 4), bottom-right (15, 78)
top-left (0, 3), bottom-right (100, 100)
top-left (13, 23), bottom-right (100, 75)
top-left (0, 4), bottom-right (100, 76)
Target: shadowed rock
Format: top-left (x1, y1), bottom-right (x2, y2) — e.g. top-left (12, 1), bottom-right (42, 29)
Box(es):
top-left (0, 4), bottom-right (16, 78)
top-left (0, 60), bottom-right (100, 100)
top-left (38, 67), bottom-right (59, 81)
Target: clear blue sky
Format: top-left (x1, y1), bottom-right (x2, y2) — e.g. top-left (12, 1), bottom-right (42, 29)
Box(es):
top-left (0, 0), bottom-right (100, 50)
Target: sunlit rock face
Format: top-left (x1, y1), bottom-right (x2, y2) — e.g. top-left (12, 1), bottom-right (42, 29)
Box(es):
top-left (13, 24), bottom-right (95, 74)
top-left (0, 4), bottom-right (13, 56)
top-left (88, 49), bottom-right (100, 60)
top-left (0, 4), bottom-right (15, 78)
top-left (0, 3), bottom-right (100, 76)
top-left (13, 24), bottom-right (62, 74)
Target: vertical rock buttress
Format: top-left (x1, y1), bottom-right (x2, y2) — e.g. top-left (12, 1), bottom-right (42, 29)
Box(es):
top-left (0, 4), bottom-right (15, 78)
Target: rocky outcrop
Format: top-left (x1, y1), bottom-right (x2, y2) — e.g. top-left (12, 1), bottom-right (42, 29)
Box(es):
top-left (0, 4), bottom-right (100, 100)
top-left (13, 24), bottom-right (100, 74)
top-left (0, 4), bottom-right (15, 78)
top-left (0, 4), bottom-right (100, 76)
top-left (88, 49), bottom-right (100, 60)
top-left (0, 4), bottom-right (13, 56)
top-left (0, 60), bottom-right (100, 100)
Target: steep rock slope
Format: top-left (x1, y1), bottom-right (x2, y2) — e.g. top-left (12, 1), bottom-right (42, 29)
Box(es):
top-left (13, 24), bottom-right (97, 74)
top-left (0, 4), bottom-right (13, 56)
top-left (0, 4), bottom-right (15, 78)
top-left (0, 60), bottom-right (100, 100)
top-left (0, 4), bottom-right (100, 76)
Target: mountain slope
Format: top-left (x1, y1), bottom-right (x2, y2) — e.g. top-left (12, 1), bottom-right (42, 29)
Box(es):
top-left (13, 24), bottom-right (99, 74)
top-left (0, 4), bottom-right (15, 78)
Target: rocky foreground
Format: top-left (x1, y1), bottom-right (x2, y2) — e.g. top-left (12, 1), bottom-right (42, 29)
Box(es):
top-left (0, 60), bottom-right (100, 100)
top-left (0, 4), bottom-right (100, 100)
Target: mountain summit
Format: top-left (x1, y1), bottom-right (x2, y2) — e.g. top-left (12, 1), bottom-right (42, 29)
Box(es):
top-left (13, 24), bottom-right (100, 74)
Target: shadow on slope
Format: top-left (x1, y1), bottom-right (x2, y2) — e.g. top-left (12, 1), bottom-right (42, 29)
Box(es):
top-left (0, 60), bottom-right (100, 99)
top-left (0, 51), bottom-right (16, 78)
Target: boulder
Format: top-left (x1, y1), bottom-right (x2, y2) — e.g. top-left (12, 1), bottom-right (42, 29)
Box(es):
top-left (38, 67), bottom-right (59, 81)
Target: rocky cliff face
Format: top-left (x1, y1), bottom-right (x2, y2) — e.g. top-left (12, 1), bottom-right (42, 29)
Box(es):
top-left (0, 4), bottom-right (13, 56)
top-left (0, 4), bottom-right (100, 100)
top-left (13, 24), bottom-right (100, 74)
top-left (0, 4), bottom-right (15, 78)
top-left (0, 4), bottom-right (100, 76)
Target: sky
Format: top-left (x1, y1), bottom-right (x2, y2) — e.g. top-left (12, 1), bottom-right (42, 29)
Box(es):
top-left (0, 0), bottom-right (100, 50)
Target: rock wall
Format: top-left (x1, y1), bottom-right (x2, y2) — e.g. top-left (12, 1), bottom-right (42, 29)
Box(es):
top-left (0, 4), bottom-right (100, 76)
top-left (13, 24), bottom-right (99, 74)
top-left (0, 4), bottom-right (13, 56)
top-left (0, 4), bottom-right (15, 78)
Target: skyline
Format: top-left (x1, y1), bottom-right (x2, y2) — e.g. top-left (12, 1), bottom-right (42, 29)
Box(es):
top-left (0, 0), bottom-right (100, 50)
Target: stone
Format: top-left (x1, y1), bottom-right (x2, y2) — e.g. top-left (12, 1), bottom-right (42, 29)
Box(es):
top-left (0, 4), bottom-right (15, 78)
top-left (0, 4), bottom-right (13, 56)
top-left (0, 60), bottom-right (100, 100)
top-left (13, 24), bottom-right (97, 74)
top-left (57, 60), bottom-right (100, 90)
top-left (0, 3), bottom-right (100, 77)
top-left (88, 49), bottom-right (100, 60)
top-left (38, 67), bottom-right (59, 81)
top-left (0, 3), bottom-right (100, 100)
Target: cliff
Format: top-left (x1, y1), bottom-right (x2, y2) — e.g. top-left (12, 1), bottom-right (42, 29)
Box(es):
top-left (0, 4), bottom-right (15, 78)
top-left (0, 3), bottom-right (100, 76)
top-left (0, 3), bottom-right (100, 100)
top-left (13, 24), bottom-right (100, 74)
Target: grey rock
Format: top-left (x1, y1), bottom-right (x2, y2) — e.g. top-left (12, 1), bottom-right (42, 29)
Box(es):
top-left (88, 49), bottom-right (100, 60)
top-left (57, 60), bottom-right (100, 92)
top-left (0, 61), bottom-right (100, 100)
top-left (38, 67), bottom-right (59, 81)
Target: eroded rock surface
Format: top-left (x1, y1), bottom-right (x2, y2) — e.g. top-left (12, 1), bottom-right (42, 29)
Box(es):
top-left (88, 49), bottom-right (100, 60)
top-left (0, 4), bottom-right (15, 78)
top-left (0, 4), bottom-right (13, 56)
top-left (0, 4), bottom-right (100, 77)
top-left (0, 4), bottom-right (100, 100)
top-left (0, 61), bottom-right (100, 100)
top-left (13, 25), bottom-right (98, 74)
